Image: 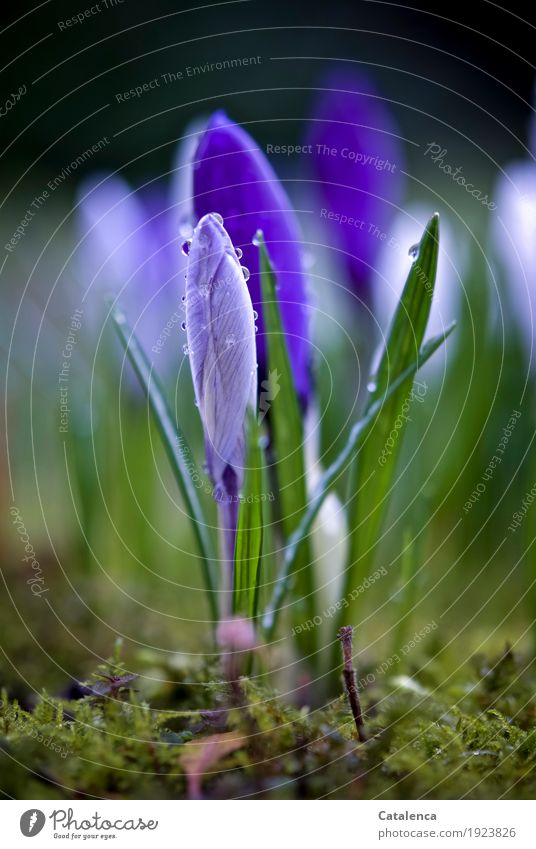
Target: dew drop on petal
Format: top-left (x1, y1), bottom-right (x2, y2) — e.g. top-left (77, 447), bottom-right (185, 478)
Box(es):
top-left (225, 332), bottom-right (236, 348)
top-left (181, 240), bottom-right (192, 256)
top-left (254, 325), bottom-right (258, 333)
top-left (252, 309), bottom-right (258, 320)
top-left (180, 321), bottom-right (187, 331)
top-left (211, 212), bottom-right (224, 225)
top-left (241, 266), bottom-right (250, 281)
top-left (183, 344), bottom-right (190, 356)
top-left (181, 295), bottom-right (186, 303)
top-left (235, 247), bottom-right (243, 260)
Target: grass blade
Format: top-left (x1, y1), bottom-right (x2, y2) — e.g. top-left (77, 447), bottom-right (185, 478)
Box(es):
top-left (344, 213), bottom-right (440, 603)
top-left (108, 299), bottom-right (219, 623)
top-left (233, 413), bottom-right (264, 619)
top-left (257, 233), bottom-right (316, 649)
top-left (262, 323), bottom-right (455, 637)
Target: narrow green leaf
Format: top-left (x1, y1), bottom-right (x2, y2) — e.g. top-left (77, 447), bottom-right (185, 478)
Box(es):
top-left (390, 520), bottom-right (422, 661)
top-left (233, 412), bottom-right (264, 619)
top-left (257, 234), bottom-right (316, 646)
top-left (108, 299), bottom-right (219, 623)
top-left (262, 323), bottom-right (455, 637)
top-left (344, 213), bottom-right (441, 599)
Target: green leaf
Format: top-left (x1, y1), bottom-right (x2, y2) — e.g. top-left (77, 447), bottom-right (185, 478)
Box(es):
top-left (262, 322), bottom-right (455, 637)
top-left (257, 234), bottom-right (316, 647)
top-left (108, 299), bottom-right (219, 623)
top-left (233, 412), bottom-right (264, 619)
top-left (344, 213), bottom-right (441, 599)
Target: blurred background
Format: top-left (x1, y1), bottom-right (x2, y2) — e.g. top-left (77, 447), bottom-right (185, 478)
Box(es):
top-left (1, 0), bottom-right (535, 698)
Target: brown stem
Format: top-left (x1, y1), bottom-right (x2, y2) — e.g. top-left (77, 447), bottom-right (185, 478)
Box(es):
top-left (337, 626), bottom-right (367, 742)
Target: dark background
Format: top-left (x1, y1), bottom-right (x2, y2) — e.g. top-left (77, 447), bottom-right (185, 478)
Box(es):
top-left (1, 0), bottom-right (534, 182)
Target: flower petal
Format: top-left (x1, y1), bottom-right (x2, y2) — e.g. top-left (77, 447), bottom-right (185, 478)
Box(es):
top-left (186, 213), bottom-right (257, 495)
top-left (306, 69), bottom-right (405, 298)
top-left (192, 111), bottom-right (312, 405)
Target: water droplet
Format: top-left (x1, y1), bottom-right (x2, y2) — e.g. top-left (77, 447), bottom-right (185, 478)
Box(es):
top-left (252, 309), bottom-right (258, 320)
top-left (254, 325), bottom-right (259, 333)
top-left (181, 295), bottom-right (186, 303)
top-left (241, 266), bottom-right (250, 281)
top-left (182, 344), bottom-right (190, 356)
top-left (211, 212), bottom-right (224, 225)
top-left (225, 332), bottom-right (236, 348)
top-left (367, 380), bottom-right (377, 393)
top-left (252, 230), bottom-right (262, 247)
top-left (180, 321), bottom-right (187, 331)
top-left (235, 247), bottom-right (243, 260)
top-left (181, 239), bottom-right (192, 256)
top-left (408, 242), bottom-right (419, 259)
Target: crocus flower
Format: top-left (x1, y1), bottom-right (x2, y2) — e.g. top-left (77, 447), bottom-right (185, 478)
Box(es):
top-left (306, 69), bottom-right (405, 300)
top-left (192, 111), bottom-right (312, 405)
top-left (185, 213), bottom-right (257, 503)
top-left (75, 129), bottom-right (200, 380)
top-left (492, 161), bottom-right (536, 364)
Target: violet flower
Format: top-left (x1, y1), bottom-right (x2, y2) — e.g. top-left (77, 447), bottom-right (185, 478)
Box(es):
top-left (192, 111), bottom-right (311, 405)
top-left (306, 69), bottom-right (405, 300)
top-left (492, 161), bottom-right (536, 364)
top-left (185, 213), bottom-right (257, 508)
top-left (75, 130), bottom-right (199, 378)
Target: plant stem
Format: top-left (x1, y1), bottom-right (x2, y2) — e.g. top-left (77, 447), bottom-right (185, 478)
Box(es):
top-left (218, 499), bottom-right (238, 617)
top-left (338, 626), bottom-right (367, 742)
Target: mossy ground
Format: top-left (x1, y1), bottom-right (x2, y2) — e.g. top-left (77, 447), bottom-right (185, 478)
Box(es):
top-left (2, 643), bottom-right (536, 800)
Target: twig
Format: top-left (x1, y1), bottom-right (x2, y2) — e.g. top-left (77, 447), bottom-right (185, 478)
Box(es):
top-left (337, 626), bottom-right (367, 742)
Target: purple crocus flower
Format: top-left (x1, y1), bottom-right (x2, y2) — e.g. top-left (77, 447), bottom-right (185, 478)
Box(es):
top-left (306, 69), bottom-right (405, 300)
top-left (75, 128), bottom-right (200, 380)
top-left (185, 213), bottom-right (257, 503)
top-left (192, 111), bottom-right (311, 405)
top-left (492, 162), bottom-right (536, 364)
top-left (76, 172), bottom-right (183, 381)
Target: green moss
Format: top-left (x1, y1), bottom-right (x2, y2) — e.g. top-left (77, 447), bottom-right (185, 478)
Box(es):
top-left (1, 645), bottom-right (536, 799)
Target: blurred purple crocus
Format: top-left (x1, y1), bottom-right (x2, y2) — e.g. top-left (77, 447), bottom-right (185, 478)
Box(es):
top-left (75, 129), bottom-right (200, 381)
top-left (492, 162), bottom-right (536, 364)
top-left (192, 111), bottom-right (312, 405)
top-left (185, 213), bottom-right (257, 505)
top-left (306, 69), bottom-right (405, 300)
